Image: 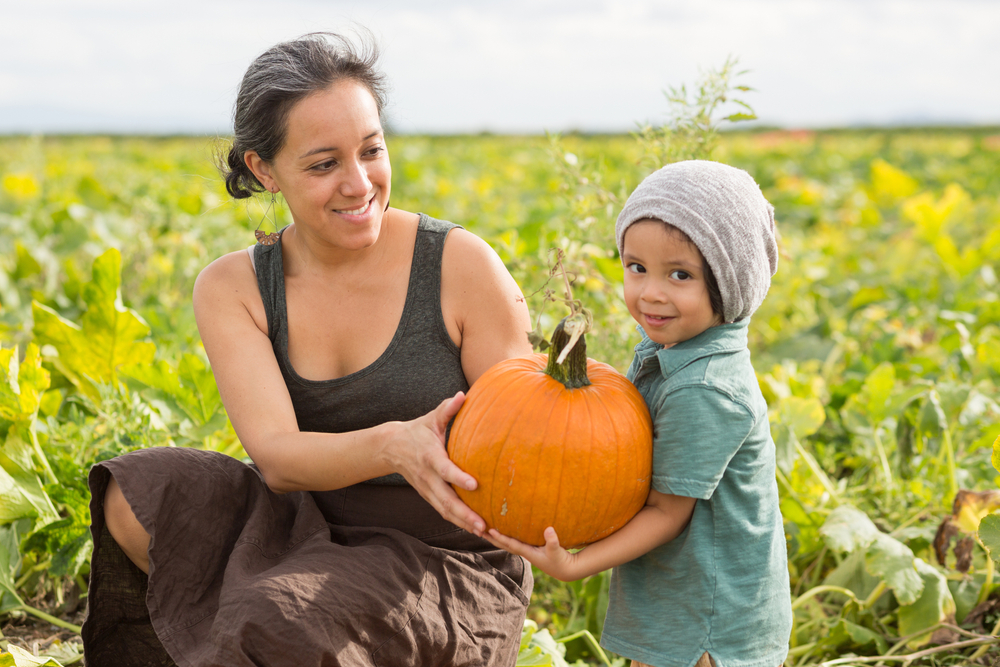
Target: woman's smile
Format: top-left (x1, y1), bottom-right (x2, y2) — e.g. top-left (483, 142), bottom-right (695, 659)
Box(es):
top-left (333, 196), bottom-right (375, 218)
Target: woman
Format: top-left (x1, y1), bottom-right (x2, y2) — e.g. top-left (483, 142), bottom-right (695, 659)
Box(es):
top-left (84, 32), bottom-right (534, 666)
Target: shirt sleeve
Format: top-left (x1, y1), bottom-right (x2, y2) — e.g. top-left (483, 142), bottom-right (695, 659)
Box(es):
top-left (649, 384), bottom-right (755, 499)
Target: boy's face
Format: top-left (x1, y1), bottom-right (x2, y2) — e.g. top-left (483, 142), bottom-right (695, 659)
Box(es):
top-left (621, 219), bottom-right (722, 348)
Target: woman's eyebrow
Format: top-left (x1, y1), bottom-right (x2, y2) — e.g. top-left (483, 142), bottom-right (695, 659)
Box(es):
top-left (298, 129), bottom-right (383, 159)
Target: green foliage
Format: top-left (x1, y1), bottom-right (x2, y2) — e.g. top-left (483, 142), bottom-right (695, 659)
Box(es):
top-left (2, 64), bottom-right (1000, 663)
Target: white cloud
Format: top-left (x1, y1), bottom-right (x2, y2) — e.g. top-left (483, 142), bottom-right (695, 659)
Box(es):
top-left (0, 0), bottom-right (997, 133)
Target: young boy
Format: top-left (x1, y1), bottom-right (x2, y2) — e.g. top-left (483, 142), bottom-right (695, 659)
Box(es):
top-left (487, 160), bottom-right (791, 667)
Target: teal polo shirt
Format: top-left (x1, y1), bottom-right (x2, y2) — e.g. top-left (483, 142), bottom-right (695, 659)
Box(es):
top-left (599, 320), bottom-right (791, 667)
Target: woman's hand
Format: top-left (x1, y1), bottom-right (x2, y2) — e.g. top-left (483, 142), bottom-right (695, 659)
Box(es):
top-left (382, 391), bottom-right (487, 537)
top-left (485, 527), bottom-right (580, 582)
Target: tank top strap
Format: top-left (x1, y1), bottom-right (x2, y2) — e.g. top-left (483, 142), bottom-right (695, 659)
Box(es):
top-left (405, 214), bottom-right (461, 334)
top-left (253, 232), bottom-right (287, 345)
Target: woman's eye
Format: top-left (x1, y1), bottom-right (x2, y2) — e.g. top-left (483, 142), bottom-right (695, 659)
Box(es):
top-left (626, 263), bottom-right (646, 274)
top-left (364, 145), bottom-right (384, 157)
top-left (312, 160), bottom-right (336, 171)
top-left (670, 270), bottom-right (691, 280)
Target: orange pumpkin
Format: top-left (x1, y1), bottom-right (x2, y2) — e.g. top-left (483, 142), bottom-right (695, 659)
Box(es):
top-left (448, 316), bottom-right (653, 547)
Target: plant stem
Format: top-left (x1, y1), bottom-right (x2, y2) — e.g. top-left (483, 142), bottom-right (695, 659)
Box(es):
top-left (819, 636), bottom-right (998, 665)
top-left (942, 427), bottom-right (958, 502)
top-left (544, 316), bottom-right (591, 389)
top-left (969, 612), bottom-right (1000, 660)
top-left (976, 534), bottom-right (995, 606)
top-left (29, 423), bottom-right (59, 487)
top-left (18, 604), bottom-right (82, 633)
top-left (871, 426), bottom-right (893, 496)
top-left (791, 585), bottom-right (859, 611)
top-left (557, 630), bottom-right (612, 667)
top-left (862, 581), bottom-right (887, 609)
top-left (794, 440), bottom-right (841, 505)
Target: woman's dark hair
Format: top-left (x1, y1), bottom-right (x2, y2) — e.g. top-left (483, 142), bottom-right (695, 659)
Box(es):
top-left (219, 31), bottom-right (387, 199)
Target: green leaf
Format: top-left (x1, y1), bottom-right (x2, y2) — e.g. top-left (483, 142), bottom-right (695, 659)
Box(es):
top-left (896, 558), bottom-right (956, 649)
top-left (948, 577), bottom-right (982, 624)
top-left (821, 506), bottom-right (880, 553)
top-left (992, 433), bottom-right (1000, 474)
top-left (822, 548), bottom-right (882, 603)
top-left (862, 362), bottom-right (895, 423)
top-left (22, 517), bottom-right (93, 578)
top-left (866, 533), bottom-right (923, 605)
top-left (32, 248), bottom-right (156, 401)
top-left (0, 426), bottom-right (58, 522)
top-left (0, 463), bottom-right (42, 524)
top-left (771, 422), bottom-right (796, 475)
top-left (723, 112), bottom-right (757, 122)
top-left (517, 621), bottom-right (566, 667)
top-left (779, 396), bottom-right (826, 439)
top-left (978, 513), bottom-right (1000, 560)
top-left (1, 645), bottom-right (65, 667)
top-left (828, 618), bottom-right (888, 654)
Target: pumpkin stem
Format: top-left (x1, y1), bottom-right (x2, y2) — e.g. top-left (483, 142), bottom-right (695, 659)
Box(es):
top-left (545, 315), bottom-right (591, 389)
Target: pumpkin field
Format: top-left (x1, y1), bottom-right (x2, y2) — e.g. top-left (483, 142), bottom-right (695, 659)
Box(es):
top-left (1, 103), bottom-right (1000, 665)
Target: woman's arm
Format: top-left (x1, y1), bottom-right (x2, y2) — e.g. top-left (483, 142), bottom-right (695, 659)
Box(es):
top-left (485, 489), bottom-right (697, 581)
top-left (193, 250), bottom-right (485, 535)
top-left (440, 228), bottom-right (533, 384)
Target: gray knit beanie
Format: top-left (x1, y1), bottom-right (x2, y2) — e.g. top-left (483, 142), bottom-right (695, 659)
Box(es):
top-left (615, 160), bottom-right (778, 323)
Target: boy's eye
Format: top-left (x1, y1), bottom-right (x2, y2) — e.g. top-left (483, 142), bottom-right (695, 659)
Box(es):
top-left (670, 270), bottom-right (691, 280)
top-left (626, 263), bottom-right (646, 274)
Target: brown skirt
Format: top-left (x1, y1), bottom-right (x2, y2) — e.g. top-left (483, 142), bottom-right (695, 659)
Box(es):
top-left (82, 447), bottom-right (532, 667)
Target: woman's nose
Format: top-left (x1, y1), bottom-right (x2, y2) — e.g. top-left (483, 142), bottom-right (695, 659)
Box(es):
top-left (340, 159), bottom-right (372, 197)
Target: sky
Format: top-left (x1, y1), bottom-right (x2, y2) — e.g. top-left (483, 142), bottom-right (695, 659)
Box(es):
top-left (1, 0), bottom-right (998, 135)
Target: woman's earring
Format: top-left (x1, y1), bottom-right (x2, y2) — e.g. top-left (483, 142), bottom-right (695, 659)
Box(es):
top-left (255, 191), bottom-right (281, 246)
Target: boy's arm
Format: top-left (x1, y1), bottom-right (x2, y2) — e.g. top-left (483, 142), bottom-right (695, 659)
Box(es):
top-left (486, 489), bottom-right (696, 582)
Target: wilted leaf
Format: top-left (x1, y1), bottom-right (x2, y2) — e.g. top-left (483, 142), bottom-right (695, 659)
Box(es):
top-left (953, 536), bottom-right (974, 573)
top-left (934, 517), bottom-right (959, 566)
top-left (951, 489), bottom-right (1000, 534)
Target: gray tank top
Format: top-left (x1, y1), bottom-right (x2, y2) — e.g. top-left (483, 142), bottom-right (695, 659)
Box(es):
top-left (254, 214), bottom-right (470, 486)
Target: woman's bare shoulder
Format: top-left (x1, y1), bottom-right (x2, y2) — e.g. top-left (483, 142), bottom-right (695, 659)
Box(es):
top-left (193, 248), bottom-right (266, 331)
top-left (194, 248), bottom-right (256, 295)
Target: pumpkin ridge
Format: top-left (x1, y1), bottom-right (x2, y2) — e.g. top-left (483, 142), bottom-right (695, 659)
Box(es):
top-left (472, 365), bottom-right (544, 530)
top-left (574, 386), bottom-right (598, 545)
top-left (533, 381), bottom-right (572, 544)
top-left (488, 370), bottom-right (548, 533)
top-left (586, 384), bottom-right (619, 542)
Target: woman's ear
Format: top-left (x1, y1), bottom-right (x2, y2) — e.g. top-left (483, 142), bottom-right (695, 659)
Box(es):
top-left (244, 150), bottom-right (278, 193)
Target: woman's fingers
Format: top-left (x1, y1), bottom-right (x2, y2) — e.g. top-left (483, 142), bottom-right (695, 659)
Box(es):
top-left (393, 391), bottom-right (486, 534)
top-left (434, 391), bottom-right (466, 428)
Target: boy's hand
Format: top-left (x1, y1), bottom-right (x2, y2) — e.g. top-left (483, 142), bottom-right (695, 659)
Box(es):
top-left (485, 526), bottom-right (581, 582)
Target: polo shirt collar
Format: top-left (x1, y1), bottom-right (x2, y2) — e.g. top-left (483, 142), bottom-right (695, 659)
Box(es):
top-left (633, 320), bottom-right (749, 379)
